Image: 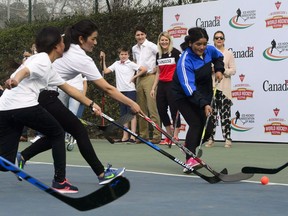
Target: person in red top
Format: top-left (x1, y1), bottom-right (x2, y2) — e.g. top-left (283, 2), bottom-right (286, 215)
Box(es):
top-left (150, 31), bottom-right (181, 145)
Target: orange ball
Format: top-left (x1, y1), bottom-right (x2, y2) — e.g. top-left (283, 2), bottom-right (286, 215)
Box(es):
top-left (261, 176), bottom-right (269, 185)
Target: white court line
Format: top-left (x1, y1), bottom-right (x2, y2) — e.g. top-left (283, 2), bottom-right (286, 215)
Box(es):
top-left (28, 161), bottom-right (288, 186)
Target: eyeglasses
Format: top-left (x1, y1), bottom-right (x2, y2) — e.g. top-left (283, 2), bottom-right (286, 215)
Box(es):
top-left (214, 37), bottom-right (224, 40)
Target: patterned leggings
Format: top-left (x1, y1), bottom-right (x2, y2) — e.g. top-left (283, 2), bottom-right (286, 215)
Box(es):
top-left (210, 90), bottom-right (232, 140)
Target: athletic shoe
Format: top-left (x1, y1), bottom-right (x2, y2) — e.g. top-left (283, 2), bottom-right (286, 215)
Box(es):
top-left (150, 138), bottom-right (161, 144)
top-left (183, 157), bottom-right (201, 174)
top-left (19, 136), bottom-right (27, 142)
top-left (159, 138), bottom-right (170, 145)
top-left (16, 152), bottom-right (26, 170)
top-left (52, 178), bottom-right (78, 194)
top-left (224, 139), bottom-right (232, 148)
top-left (16, 152), bottom-right (26, 181)
top-left (98, 164), bottom-right (125, 185)
top-left (30, 135), bottom-right (42, 143)
top-left (205, 139), bottom-right (214, 148)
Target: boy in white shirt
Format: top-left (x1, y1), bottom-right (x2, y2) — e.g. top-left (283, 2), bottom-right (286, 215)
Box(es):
top-left (101, 47), bottom-right (146, 142)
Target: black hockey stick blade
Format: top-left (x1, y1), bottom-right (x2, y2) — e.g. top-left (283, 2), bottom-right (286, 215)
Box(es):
top-left (98, 113), bottom-right (135, 144)
top-left (197, 149), bottom-right (203, 158)
top-left (0, 156), bottom-right (130, 211)
top-left (217, 171), bottom-right (254, 182)
top-left (79, 113), bottom-right (134, 144)
top-left (193, 168), bottom-right (227, 184)
top-left (242, 162), bottom-right (288, 174)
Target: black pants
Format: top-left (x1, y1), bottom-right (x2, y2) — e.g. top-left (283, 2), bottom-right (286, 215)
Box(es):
top-left (0, 105), bottom-right (66, 181)
top-left (176, 98), bottom-right (212, 158)
top-left (21, 90), bottom-right (105, 176)
top-left (156, 81), bottom-right (181, 128)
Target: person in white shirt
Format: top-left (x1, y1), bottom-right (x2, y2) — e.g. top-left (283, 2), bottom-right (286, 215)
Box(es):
top-left (0, 26), bottom-right (102, 193)
top-left (101, 47), bottom-right (147, 143)
top-left (132, 26), bottom-right (161, 144)
top-left (18, 20), bottom-right (142, 187)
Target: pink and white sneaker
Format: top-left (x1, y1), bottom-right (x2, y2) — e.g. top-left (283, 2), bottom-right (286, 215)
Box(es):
top-left (183, 157), bottom-right (201, 174)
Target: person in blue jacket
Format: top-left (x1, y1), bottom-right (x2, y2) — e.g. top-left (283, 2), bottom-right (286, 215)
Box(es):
top-left (172, 27), bottom-right (224, 173)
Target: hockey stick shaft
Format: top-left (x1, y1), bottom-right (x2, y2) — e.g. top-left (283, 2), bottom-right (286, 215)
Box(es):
top-left (242, 162), bottom-right (288, 174)
top-left (168, 110), bottom-right (180, 148)
top-left (0, 156), bottom-right (129, 211)
top-left (138, 113), bottom-right (253, 182)
top-left (100, 113), bottom-right (221, 184)
top-left (100, 55), bottom-right (105, 126)
top-left (196, 81), bottom-right (218, 158)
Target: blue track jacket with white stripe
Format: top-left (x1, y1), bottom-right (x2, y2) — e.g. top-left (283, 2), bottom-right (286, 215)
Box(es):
top-left (172, 45), bottom-right (224, 108)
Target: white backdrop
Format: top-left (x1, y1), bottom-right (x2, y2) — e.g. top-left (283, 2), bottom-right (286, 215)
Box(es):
top-left (163, 0), bottom-right (288, 143)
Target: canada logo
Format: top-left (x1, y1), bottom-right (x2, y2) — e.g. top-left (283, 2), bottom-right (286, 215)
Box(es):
top-left (231, 74), bottom-right (254, 100)
top-left (229, 8), bottom-right (255, 29)
top-left (264, 108), bottom-right (288, 135)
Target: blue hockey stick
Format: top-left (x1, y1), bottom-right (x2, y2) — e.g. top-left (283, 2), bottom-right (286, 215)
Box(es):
top-left (0, 156), bottom-right (129, 211)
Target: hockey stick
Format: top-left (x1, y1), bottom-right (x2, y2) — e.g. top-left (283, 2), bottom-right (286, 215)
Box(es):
top-left (100, 113), bottom-right (225, 184)
top-left (100, 55), bottom-right (105, 126)
top-left (0, 156), bottom-right (129, 211)
top-left (79, 113), bottom-right (135, 144)
top-left (196, 81), bottom-right (218, 158)
top-left (138, 113), bottom-right (253, 182)
top-left (242, 162), bottom-right (288, 174)
top-left (167, 110), bottom-right (180, 148)
top-left (78, 118), bottom-right (114, 144)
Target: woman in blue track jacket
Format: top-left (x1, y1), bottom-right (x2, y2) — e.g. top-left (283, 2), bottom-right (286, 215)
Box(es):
top-left (172, 27), bottom-right (224, 173)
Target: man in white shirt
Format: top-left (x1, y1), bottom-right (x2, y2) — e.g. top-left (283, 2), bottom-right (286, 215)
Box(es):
top-left (132, 26), bottom-right (161, 144)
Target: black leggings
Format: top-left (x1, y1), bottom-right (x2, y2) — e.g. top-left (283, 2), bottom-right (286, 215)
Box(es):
top-left (0, 105), bottom-right (66, 181)
top-left (21, 90), bottom-right (105, 176)
top-left (156, 81), bottom-right (181, 128)
top-left (177, 98), bottom-right (213, 159)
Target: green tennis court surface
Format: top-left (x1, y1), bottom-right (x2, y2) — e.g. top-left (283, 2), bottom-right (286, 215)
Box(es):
top-left (0, 139), bottom-right (287, 215)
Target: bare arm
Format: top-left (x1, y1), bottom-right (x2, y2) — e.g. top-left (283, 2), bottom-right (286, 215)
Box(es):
top-left (130, 66), bottom-right (147, 82)
top-left (92, 78), bottom-right (142, 114)
top-left (150, 66), bottom-right (160, 98)
top-left (100, 51), bottom-right (112, 74)
top-left (4, 67), bottom-right (30, 89)
top-left (82, 79), bottom-right (88, 96)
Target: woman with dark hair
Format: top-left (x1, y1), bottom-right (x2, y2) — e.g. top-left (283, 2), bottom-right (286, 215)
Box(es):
top-left (18, 20), bottom-right (141, 189)
top-left (172, 27), bottom-right (224, 173)
top-left (205, 30), bottom-right (236, 148)
top-left (0, 27), bottom-right (103, 193)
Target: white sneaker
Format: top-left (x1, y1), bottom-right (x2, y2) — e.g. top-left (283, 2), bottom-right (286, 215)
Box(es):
top-left (224, 139), bottom-right (232, 148)
top-left (30, 135), bottom-right (42, 143)
top-left (205, 139), bottom-right (214, 148)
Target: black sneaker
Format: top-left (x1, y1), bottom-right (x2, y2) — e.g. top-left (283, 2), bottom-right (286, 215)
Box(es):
top-left (52, 178), bottom-right (78, 194)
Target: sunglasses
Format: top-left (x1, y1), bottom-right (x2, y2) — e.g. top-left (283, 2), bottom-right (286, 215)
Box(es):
top-left (214, 37), bottom-right (225, 40)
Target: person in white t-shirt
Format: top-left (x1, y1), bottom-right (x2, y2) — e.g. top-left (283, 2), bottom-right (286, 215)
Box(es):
top-left (18, 20), bottom-right (142, 186)
top-left (0, 27), bottom-right (102, 193)
top-left (101, 47), bottom-right (147, 143)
